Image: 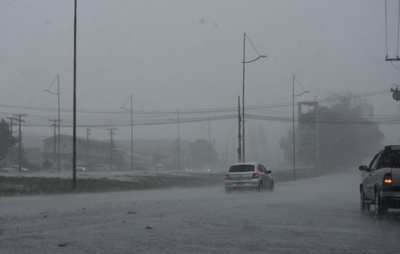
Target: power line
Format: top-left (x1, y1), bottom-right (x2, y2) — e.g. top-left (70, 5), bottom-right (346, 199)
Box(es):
top-left (0, 89), bottom-right (394, 131)
top-left (0, 89), bottom-right (390, 116)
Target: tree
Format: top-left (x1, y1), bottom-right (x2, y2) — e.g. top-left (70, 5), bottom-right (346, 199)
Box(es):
top-left (0, 118), bottom-right (17, 161)
top-left (189, 139), bottom-right (217, 169)
top-left (280, 92), bottom-right (384, 169)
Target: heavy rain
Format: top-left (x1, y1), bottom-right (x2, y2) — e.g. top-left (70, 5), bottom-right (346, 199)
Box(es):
top-left (1, 1), bottom-right (400, 253)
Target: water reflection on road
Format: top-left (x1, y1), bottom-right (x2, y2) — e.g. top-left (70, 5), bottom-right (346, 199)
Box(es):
top-left (1, 170), bottom-right (399, 254)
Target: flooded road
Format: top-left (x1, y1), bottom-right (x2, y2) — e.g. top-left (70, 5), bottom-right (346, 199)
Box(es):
top-left (1, 170), bottom-right (399, 253)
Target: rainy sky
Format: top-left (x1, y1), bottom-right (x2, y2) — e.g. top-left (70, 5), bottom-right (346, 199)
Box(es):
top-left (0, 0), bottom-right (399, 163)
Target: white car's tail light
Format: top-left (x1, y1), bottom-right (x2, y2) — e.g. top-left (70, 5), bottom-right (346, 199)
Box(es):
top-left (224, 174), bottom-right (229, 180)
top-left (252, 173), bottom-right (260, 179)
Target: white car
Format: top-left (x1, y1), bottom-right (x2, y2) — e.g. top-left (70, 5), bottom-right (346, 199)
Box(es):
top-left (2, 165), bottom-right (29, 172)
top-left (224, 162), bottom-right (274, 192)
top-left (13, 165), bottom-right (29, 172)
top-left (76, 164), bottom-right (88, 171)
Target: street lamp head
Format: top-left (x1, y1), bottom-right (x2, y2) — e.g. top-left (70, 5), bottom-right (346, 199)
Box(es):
top-left (44, 89), bottom-right (59, 95)
top-left (120, 106), bottom-right (132, 112)
top-left (293, 90), bottom-right (310, 97)
top-left (242, 55), bottom-right (267, 64)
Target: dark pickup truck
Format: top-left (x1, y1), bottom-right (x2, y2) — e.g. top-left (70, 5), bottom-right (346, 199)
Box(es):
top-left (359, 145), bottom-right (400, 215)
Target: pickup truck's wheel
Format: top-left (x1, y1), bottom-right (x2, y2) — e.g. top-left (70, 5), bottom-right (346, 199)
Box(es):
top-left (360, 189), bottom-right (369, 212)
top-left (374, 191), bottom-right (388, 215)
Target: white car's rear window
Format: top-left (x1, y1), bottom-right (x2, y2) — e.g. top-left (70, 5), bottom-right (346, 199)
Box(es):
top-left (229, 165), bottom-right (254, 172)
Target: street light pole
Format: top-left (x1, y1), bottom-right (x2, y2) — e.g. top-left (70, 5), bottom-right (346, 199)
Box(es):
top-left (237, 96), bottom-right (241, 162)
top-left (292, 75), bottom-right (310, 179)
top-left (208, 119), bottom-right (211, 170)
top-left (107, 128), bottom-right (118, 170)
top-left (177, 109), bottom-right (180, 171)
top-left (86, 128), bottom-right (91, 163)
top-left (49, 119), bottom-right (57, 164)
top-left (56, 74), bottom-right (61, 172)
top-left (242, 33), bottom-right (266, 163)
top-left (73, 0), bottom-right (77, 189)
top-left (121, 94), bottom-right (134, 171)
top-left (242, 33), bottom-right (246, 163)
top-left (292, 75), bottom-right (296, 180)
top-left (130, 95), bottom-right (133, 171)
top-left (44, 74), bottom-right (61, 172)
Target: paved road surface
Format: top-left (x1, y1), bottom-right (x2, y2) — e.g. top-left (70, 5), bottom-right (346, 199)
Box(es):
top-left (1, 170), bottom-right (399, 253)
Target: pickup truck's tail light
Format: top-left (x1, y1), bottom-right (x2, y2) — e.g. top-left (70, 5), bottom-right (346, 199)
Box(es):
top-left (252, 173), bottom-right (260, 179)
top-left (224, 174), bottom-right (229, 180)
top-left (383, 173), bottom-right (392, 186)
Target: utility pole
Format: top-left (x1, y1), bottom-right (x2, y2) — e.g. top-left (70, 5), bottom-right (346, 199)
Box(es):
top-left (315, 97), bottom-right (319, 171)
top-left (72, 0), bottom-right (77, 189)
top-left (130, 95), bottom-right (133, 171)
top-left (174, 138), bottom-right (178, 170)
top-left (7, 117), bottom-right (17, 165)
top-left (177, 109), bottom-right (180, 171)
top-left (208, 119), bottom-right (211, 170)
top-left (56, 74), bottom-right (61, 174)
top-left (242, 33), bottom-right (246, 163)
top-left (237, 96), bottom-right (242, 162)
top-left (106, 128), bottom-right (117, 170)
top-left (13, 114), bottom-right (27, 172)
top-left (56, 119), bottom-right (61, 171)
top-left (121, 94), bottom-right (134, 171)
top-left (86, 128), bottom-right (91, 165)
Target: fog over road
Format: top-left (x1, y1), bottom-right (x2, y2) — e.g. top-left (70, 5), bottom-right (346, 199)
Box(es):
top-left (1, 170), bottom-right (399, 254)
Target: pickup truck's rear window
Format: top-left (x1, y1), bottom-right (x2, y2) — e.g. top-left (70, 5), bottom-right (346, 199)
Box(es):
top-left (229, 165), bottom-right (255, 172)
top-left (382, 152), bottom-right (400, 168)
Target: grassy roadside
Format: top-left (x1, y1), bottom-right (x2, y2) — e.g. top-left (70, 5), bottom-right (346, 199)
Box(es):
top-left (0, 167), bottom-right (338, 196)
top-left (0, 173), bottom-right (225, 196)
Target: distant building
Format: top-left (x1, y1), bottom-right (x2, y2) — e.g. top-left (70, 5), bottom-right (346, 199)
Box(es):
top-left (43, 134), bottom-right (126, 170)
top-left (297, 102), bottom-right (318, 167)
top-left (116, 138), bottom-right (190, 171)
top-left (42, 135), bottom-right (193, 171)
